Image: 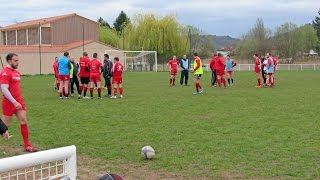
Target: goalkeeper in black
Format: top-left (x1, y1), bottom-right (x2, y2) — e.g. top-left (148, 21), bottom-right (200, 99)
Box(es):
top-left (102, 54), bottom-right (113, 97)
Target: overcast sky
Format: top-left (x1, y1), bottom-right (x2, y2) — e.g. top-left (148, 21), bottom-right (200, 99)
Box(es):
top-left (0, 0), bottom-right (319, 38)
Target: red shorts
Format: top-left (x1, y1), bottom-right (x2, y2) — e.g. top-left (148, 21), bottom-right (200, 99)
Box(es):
top-left (255, 70), bottom-right (261, 74)
top-left (267, 73), bottom-right (273, 75)
top-left (112, 76), bottom-right (123, 84)
top-left (2, 99), bottom-right (26, 116)
top-left (216, 70), bottom-right (225, 76)
top-left (90, 73), bottom-right (101, 83)
top-left (227, 71), bottom-right (233, 75)
top-left (170, 69), bottom-right (177, 75)
top-left (58, 75), bottom-right (70, 81)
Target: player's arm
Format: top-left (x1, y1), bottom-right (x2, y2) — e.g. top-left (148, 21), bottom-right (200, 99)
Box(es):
top-left (233, 60), bottom-right (237, 67)
top-left (0, 84), bottom-right (22, 110)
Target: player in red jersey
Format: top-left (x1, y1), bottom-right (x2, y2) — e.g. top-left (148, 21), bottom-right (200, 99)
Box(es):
top-left (215, 53), bottom-right (227, 88)
top-left (52, 57), bottom-right (59, 90)
top-left (111, 57), bottom-right (124, 99)
top-left (88, 53), bottom-right (102, 99)
top-left (209, 54), bottom-right (217, 86)
top-left (0, 53), bottom-right (37, 152)
top-left (78, 52), bottom-right (91, 99)
top-left (253, 54), bottom-right (261, 88)
top-left (167, 56), bottom-right (179, 86)
top-left (272, 55), bottom-right (278, 86)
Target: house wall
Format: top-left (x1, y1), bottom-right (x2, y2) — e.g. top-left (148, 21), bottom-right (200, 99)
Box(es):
top-left (51, 16), bottom-right (98, 45)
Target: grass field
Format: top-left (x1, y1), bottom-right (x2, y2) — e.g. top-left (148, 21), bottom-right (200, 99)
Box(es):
top-left (0, 71), bottom-right (320, 179)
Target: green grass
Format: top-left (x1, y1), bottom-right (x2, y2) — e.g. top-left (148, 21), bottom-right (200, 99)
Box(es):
top-left (1, 71), bottom-right (320, 179)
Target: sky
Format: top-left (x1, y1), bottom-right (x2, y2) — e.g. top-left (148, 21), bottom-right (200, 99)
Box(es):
top-left (0, 0), bottom-right (319, 38)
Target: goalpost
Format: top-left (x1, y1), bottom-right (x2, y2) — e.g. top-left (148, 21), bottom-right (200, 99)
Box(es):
top-left (0, 145), bottom-right (77, 180)
top-left (104, 50), bottom-right (158, 72)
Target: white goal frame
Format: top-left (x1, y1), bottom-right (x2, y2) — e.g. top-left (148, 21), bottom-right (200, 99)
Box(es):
top-left (104, 50), bottom-right (158, 72)
top-left (0, 145), bottom-right (77, 180)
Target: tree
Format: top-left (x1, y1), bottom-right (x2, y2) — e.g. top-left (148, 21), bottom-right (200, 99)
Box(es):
top-left (113, 11), bottom-right (130, 34)
top-left (99, 27), bottom-right (120, 48)
top-left (312, 9), bottom-right (320, 52)
top-left (235, 18), bottom-right (271, 60)
top-left (97, 17), bottom-right (111, 28)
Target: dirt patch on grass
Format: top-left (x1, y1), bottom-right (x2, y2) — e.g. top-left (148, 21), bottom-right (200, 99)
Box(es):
top-left (0, 144), bottom-right (205, 180)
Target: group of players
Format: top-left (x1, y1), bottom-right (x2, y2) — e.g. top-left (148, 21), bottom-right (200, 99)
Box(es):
top-left (167, 52), bottom-right (278, 94)
top-left (52, 52), bottom-right (124, 99)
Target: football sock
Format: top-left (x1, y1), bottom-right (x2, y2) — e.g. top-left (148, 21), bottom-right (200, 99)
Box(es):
top-left (59, 92), bottom-right (62, 97)
top-left (258, 78), bottom-right (261, 86)
top-left (119, 88), bottom-right (123, 95)
top-left (223, 78), bottom-right (227, 87)
top-left (173, 79), bottom-right (175, 85)
top-left (231, 78), bottom-right (234, 84)
top-left (84, 87), bottom-right (88, 97)
top-left (56, 83), bottom-right (60, 90)
top-left (195, 83), bottom-right (199, 92)
top-left (114, 88), bottom-right (118, 96)
top-left (218, 79), bottom-right (221, 87)
top-left (170, 79), bottom-right (172, 85)
top-left (20, 124), bottom-right (30, 147)
top-left (98, 87), bottom-right (101, 97)
top-left (90, 88), bottom-right (93, 97)
top-left (227, 78), bottom-right (230, 85)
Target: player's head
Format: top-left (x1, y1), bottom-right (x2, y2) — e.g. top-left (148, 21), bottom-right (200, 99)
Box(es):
top-left (83, 52), bottom-right (88, 57)
top-left (183, 54), bottom-right (187, 59)
top-left (70, 57), bottom-right (74, 62)
top-left (217, 53), bottom-right (222, 57)
top-left (173, 55), bottom-right (176, 60)
top-left (54, 57), bottom-right (58, 61)
top-left (114, 57), bottom-right (119, 62)
top-left (214, 53), bottom-right (217, 57)
top-left (266, 52), bottom-right (270, 57)
top-left (93, 53), bottom-right (98, 59)
top-left (226, 55), bottom-right (231, 60)
top-left (253, 54), bottom-right (259, 58)
top-left (104, 54), bottom-right (109, 59)
top-left (6, 53), bottom-right (19, 69)
top-left (194, 53), bottom-right (198, 57)
top-left (64, 52), bottom-right (69, 57)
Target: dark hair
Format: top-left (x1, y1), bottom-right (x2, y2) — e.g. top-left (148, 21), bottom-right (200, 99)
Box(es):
top-left (83, 52), bottom-right (88, 56)
top-left (217, 53), bottom-right (222, 57)
top-left (93, 53), bottom-right (98, 58)
top-left (254, 53), bottom-right (259, 57)
top-left (214, 53), bottom-right (217, 56)
top-left (64, 52), bottom-right (69, 57)
top-left (194, 53), bottom-right (198, 56)
top-left (227, 55), bottom-right (230, 57)
top-left (114, 57), bottom-right (119, 61)
top-left (104, 54), bottom-right (109, 58)
top-left (6, 53), bottom-right (18, 62)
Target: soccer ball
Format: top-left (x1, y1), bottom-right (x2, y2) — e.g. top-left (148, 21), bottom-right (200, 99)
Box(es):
top-left (141, 146), bottom-right (155, 159)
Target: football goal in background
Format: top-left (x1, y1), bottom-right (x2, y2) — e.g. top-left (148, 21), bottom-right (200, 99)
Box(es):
top-left (104, 50), bottom-right (158, 72)
top-left (0, 145), bottom-right (77, 180)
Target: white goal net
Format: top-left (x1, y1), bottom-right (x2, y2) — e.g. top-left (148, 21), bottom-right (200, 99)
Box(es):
top-left (104, 50), bottom-right (158, 72)
top-left (0, 145), bottom-right (77, 180)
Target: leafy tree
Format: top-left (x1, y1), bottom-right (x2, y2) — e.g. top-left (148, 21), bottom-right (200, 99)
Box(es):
top-left (113, 11), bottom-right (130, 34)
top-left (312, 9), bottom-right (320, 52)
top-left (99, 27), bottom-right (120, 48)
top-left (97, 17), bottom-right (111, 28)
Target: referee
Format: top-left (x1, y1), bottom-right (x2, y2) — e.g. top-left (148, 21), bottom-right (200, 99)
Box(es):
top-left (102, 54), bottom-right (113, 97)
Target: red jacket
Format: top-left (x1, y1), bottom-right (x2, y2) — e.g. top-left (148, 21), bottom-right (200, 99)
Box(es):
top-left (215, 56), bottom-right (225, 71)
top-left (209, 56), bottom-right (217, 71)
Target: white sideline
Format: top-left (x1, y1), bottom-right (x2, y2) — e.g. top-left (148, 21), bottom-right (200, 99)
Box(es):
top-left (0, 145), bottom-right (77, 179)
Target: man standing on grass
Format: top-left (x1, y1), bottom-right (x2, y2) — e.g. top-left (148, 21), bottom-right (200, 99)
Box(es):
top-left (266, 53), bottom-right (274, 87)
top-left (253, 54), bottom-right (261, 88)
top-left (215, 53), bottom-right (227, 88)
top-left (102, 54), bottom-right (113, 97)
top-left (78, 52), bottom-right (90, 99)
top-left (0, 53), bottom-right (37, 152)
top-left (58, 52), bottom-right (71, 99)
top-left (191, 53), bottom-right (204, 95)
top-left (179, 55), bottom-right (189, 86)
top-left (70, 57), bottom-right (80, 97)
top-left (209, 54), bottom-right (217, 87)
top-left (167, 56), bottom-right (179, 86)
top-left (52, 57), bottom-right (59, 90)
top-left (111, 57), bottom-right (124, 99)
top-left (88, 53), bottom-right (102, 99)
top-left (260, 55), bottom-right (267, 86)
top-left (225, 55), bottom-right (237, 86)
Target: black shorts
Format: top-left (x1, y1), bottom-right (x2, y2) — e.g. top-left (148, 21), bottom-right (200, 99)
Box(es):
top-left (80, 77), bottom-right (90, 84)
top-left (194, 74), bottom-right (202, 80)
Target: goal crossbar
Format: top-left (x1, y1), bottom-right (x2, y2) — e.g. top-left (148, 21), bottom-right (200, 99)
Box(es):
top-left (0, 145), bottom-right (77, 179)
